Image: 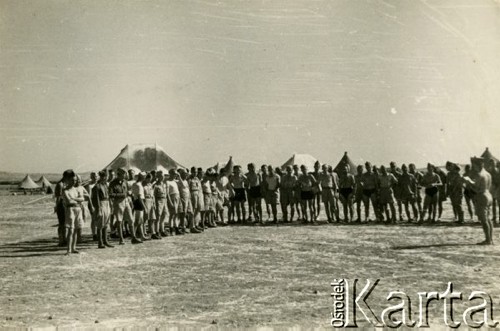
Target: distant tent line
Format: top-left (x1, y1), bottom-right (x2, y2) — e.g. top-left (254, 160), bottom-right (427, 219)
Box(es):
top-left (15, 146), bottom-right (498, 190)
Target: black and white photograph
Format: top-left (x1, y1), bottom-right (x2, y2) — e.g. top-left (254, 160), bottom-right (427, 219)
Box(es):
top-left (1, 0), bottom-right (500, 329)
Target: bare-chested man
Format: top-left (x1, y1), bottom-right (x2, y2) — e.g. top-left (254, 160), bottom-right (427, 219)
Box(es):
top-left (354, 165), bottom-right (364, 222)
top-left (446, 162), bottom-right (464, 223)
top-left (378, 166), bottom-right (398, 223)
top-left (312, 161), bottom-right (322, 219)
top-left (408, 163), bottom-right (423, 220)
top-left (319, 164), bottom-right (337, 223)
top-left (361, 162), bottom-right (379, 222)
top-left (338, 165), bottom-right (355, 223)
top-left (420, 163), bottom-right (442, 223)
top-left (280, 166), bottom-right (297, 223)
top-left (464, 157), bottom-right (493, 244)
top-left (246, 163), bottom-right (263, 223)
top-left (399, 164), bottom-right (418, 222)
top-left (298, 165), bottom-right (316, 223)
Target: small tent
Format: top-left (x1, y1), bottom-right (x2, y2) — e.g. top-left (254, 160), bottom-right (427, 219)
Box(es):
top-left (18, 175), bottom-right (40, 190)
top-left (334, 152), bottom-right (357, 175)
top-left (35, 176), bottom-right (53, 194)
top-left (213, 156), bottom-right (234, 174)
top-left (481, 147), bottom-right (499, 164)
top-left (103, 143), bottom-right (185, 172)
top-left (282, 154), bottom-right (318, 171)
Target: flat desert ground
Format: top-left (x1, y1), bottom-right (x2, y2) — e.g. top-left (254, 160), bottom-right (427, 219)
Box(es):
top-left (1, 195), bottom-right (500, 329)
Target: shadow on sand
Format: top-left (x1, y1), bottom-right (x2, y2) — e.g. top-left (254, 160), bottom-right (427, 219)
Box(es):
top-left (0, 235), bottom-right (96, 258)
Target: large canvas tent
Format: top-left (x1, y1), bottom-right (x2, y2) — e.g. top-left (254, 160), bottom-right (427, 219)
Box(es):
top-left (282, 154), bottom-right (318, 170)
top-left (104, 143), bottom-right (185, 173)
top-left (481, 147), bottom-right (499, 163)
top-left (18, 175), bottom-right (40, 190)
top-left (35, 176), bottom-right (53, 194)
top-left (334, 152), bottom-right (357, 175)
top-left (213, 156), bottom-right (234, 174)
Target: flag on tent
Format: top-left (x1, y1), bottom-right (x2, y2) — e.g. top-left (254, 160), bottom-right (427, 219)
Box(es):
top-left (103, 143), bottom-right (185, 172)
top-left (334, 152), bottom-right (357, 174)
top-left (282, 154), bottom-right (318, 170)
top-left (18, 175), bottom-right (40, 190)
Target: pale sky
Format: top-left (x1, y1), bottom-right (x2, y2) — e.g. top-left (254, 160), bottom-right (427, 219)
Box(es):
top-left (1, 0), bottom-right (500, 173)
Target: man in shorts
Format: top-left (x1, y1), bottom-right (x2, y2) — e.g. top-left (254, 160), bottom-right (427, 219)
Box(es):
top-left (298, 165), bottom-right (317, 223)
top-left (109, 168), bottom-right (141, 244)
top-left (361, 162), bottom-right (379, 222)
top-left (92, 171), bottom-right (113, 249)
top-left (246, 163), bottom-right (263, 223)
top-left (143, 173), bottom-right (158, 238)
top-left (338, 164), bottom-right (355, 223)
top-left (216, 169), bottom-right (230, 224)
top-left (85, 172), bottom-right (98, 241)
top-left (292, 164), bottom-right (302, 221)
top-left (312, 161), bottom-right (322, 219)
top-left (154, 171), bottom-right (168, 237)
top-left (378, 166), bottom-right (398, 223)
top-left (265, 165), bottom-right (280, 223)
top-left (354, 165), bottom-right (364, 222)
top-left (167, 169), bottom-right (181, 235)
top-left (188, 167), bottom-right (203, 232)
top-left (229, 165), bottom-right (248, 223)
top-left (464, 157), bottom-right (493, 244)
top-left (419, 163), bottom-right (442, 223)
top-left (389, 162), bottom-right (404, 221)
top-left (446, 162), bottom-right (464, 223)
top-left (54, 170), bottom-right (74, 246)
top-left (280, 165), bottom-right (296, 223)
top-left (319, 164), bottom-right (337, 223)
top-left (409, 163), bottom-right (424, 220)
top-left (63, 173), bottom-right (85, 255)
top-left (260, 165), bottom-right (271, 221)
top-left (399, 164), bottom-right (418, 222)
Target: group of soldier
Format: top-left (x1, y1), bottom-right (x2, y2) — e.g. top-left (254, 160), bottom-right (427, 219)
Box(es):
top-left (54, 155), bottom-right (499, 255)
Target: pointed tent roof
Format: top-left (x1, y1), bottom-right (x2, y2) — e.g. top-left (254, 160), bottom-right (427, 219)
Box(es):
top-left (213, 156), bottom-right (235, 174)
top-left (334, 152), bottom-right (357, 175)
top-left (282, 154), bottom-right (318, 171)
top-left (35, 176), bottom-right (52, 188)
top-left (19, 175), bottom-right (40, 189)
top-left (481, 147), bottom-right (499, 163)
top-left (104, 143), bottom-right (185, 172)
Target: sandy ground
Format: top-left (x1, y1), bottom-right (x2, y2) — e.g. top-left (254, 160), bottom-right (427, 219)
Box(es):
top-left (1, 195), bottom-right (500, 329)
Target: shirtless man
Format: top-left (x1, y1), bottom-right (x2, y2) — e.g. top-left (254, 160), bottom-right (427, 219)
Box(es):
top-left (131, 172), bottom-right (148, 241)
top-left (434, 166), bottom-right (447, 221)
top-left (216, 169), bottom-right (230, 224)
top-left (54, 170), bottom-right (74, 246)
top-left (378, 166), bottom-right (398, 223)
top-left (464, 157), bottom-right (493, 244)
top-left (419, 163), bottom-right (442, 223)
top-left (260, 165), bottom-right (271, 221)
top-left (338, 165), bottom-right (356, 223)
top-left (280, 166), bottom-right (297, 223)
top-left (389, 162), bottom-right (403, 221)
top-left (409, 163), bottom-right (424, 220)
top-left (354, 165), bottom-right (364, 222)
top-left (63, 173), bottom-right (85, 255)
top-left (177, 169), bottom-right (193, 234)
top-left (361, 162), bottom-right (379, 222)
top-left (446, 162), bottom-right (464, 223)
top-left (486, 159), bottom-right (499, 225)
top-left (292, 165), bottom-right (302, 221)
top-left (399, 164), bottom-right (418, 222)
top-left (463, 164), bottom-right (475, 220)
top-left (246, 163), bottom-right (263, 223)
top-left (319, 164), bottom-right (337, 223)
top-left (298, 165), bottom-right (317, 223)
top-left (328, 165), bottom-right (340, 222)
top-left (265, 166), bottom-right (280, 223)
top-left (312, 161), bottom-right (322, 219)
top-left (143, 173), bottom-right (157, 238)
top-left (229, 166), bottom-right (248, 223)
top-left (84, 172), bottom-right (98, 241)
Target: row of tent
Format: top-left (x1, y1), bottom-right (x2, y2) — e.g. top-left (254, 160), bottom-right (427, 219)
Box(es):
top-left (17, 145), bottom-right (499, 190)
top-left (18, 175), bottom-right (53, 193)
top-left (103, 143), bottom-right (358, 175)
top-left (103, 143), bottom-right (499, 175)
